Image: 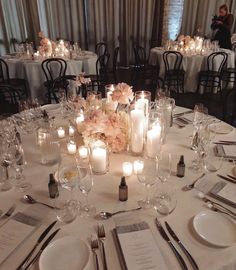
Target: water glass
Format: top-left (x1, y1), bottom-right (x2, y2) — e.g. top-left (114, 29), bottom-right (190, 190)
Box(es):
top-left (156, 151), bottom-right (172, 182)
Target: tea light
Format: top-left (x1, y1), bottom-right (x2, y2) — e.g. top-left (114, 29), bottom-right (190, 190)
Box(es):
top-left (79, 146), bottom-right (88, 159)
top-left (133, 160), bottom-right (144, 174)
top-left (67, 140), bottom-right (77, 154)
top-left (57, 127), bottom-right (65, 138)
top-left (146, 123), bottom-right (162, 158)
top-left (90, 145), bottom-right (107, 174)
top-left (122, 162), bottom-right (133, 177)
top-left (75, 113), bottom-right (84, 124)
top-left (69, 125), bottom-right (75, 137)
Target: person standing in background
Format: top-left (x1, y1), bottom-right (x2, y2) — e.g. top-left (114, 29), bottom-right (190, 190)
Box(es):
top-left (211, 4), bottom-right (234, 49)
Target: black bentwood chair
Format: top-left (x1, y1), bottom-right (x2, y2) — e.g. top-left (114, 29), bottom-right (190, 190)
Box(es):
top-left (0, 85), bottom-right (21, 114)
top-left (112, 46), bottom-right (119, 83)
top-left (0, 58), bottom-right (28, 98)
top-left (95, 42), bottom-right (108, 57)
top-left (222, 44), bottom-right (236, 90)
top-left (163, 51), bottom-right (185, 94)
top-left (88, 53), bottom-right (110, 95)
top-left (197, 52), bottom-right (228, 95)
top-left (41, 58), bottom-right (68, 103)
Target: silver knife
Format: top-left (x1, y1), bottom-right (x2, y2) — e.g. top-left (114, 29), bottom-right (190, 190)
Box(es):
top-left (17, 220), bottom-right (57, 270)
top-left (24, 228), bottom-right (60, 270)
top-left (165, 222), bottom-right (198, 270)
top-left (155, 219), bottom-right (188, 270)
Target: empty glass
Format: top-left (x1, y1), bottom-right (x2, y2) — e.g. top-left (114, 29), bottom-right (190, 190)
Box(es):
top-left (203, 144), bottom-right (223, 173)
top-left (156, 151), bottom-right (172, 183)
top-left (152, 182), bottom-right (177, 216)
top-left (137, 158), bottom-right (158, 208)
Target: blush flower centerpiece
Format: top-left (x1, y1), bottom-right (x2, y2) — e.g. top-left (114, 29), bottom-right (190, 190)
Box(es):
top-left (77, 82), bottom-right (133, 153)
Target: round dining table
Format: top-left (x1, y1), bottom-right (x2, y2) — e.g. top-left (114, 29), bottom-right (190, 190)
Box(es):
top-left (149, 47), bottom-right (235, 93)
top-left (2, 51), bottom-right (97, 103)
top-left (0, 106), bottom-right (236, 270)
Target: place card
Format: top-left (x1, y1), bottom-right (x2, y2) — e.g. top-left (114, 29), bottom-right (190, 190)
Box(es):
top-left (113, 221), bottom-right (168, 270)
top-left (0, 212), bottom-right (41, 265)
top-left (222, 145), bottom-right (236, 158)
top-left (209, 181), bottom-right (236, 208)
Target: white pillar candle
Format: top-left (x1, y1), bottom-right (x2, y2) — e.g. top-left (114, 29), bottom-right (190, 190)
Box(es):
top-left (146, 123), bottom-right (162, 158)
top-left (57, 127), bottom-right (65, 138)
top-left (130, 108), bottom-right (145, 154)
top-left (122, 162), bottom-right (133, 176)
top-left (135, 93), bottom-right (149, 116)
top-left (75, 113), bottom-right (84, 124)
top-left (133, 160), bottom-right (144, 174)
top-left (69, 126), bottom-right (75, 137)
top-left (79, 146), bottom-right (88, 159)
top-left (91, 147), bottom-right (107, 174)
top-left (67, 141), bottom-right (77, 154)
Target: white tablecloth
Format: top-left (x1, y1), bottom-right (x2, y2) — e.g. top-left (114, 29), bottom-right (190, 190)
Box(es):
top-left (149, 48), bottom-right (235, 93)
top-left (0, 107), bottom-right (236, 270)
top-left (2, 52), bottom-right (97, 103)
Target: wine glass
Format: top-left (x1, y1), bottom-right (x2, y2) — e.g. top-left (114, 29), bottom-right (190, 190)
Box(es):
top-left (55, 156), bottom-right (79, 223)
top-left (12, 143), bottom-right (32, 192)
top-left (78, 164), bottom-right (95, 216)
top-left (137, 158), bottom-right (158, 208)
top-left (152, 181), bottom-right (177, 216)
top-left (156, 151), bottom-right (172, 183)
top-left (0, 141), bottom-right (12, 191)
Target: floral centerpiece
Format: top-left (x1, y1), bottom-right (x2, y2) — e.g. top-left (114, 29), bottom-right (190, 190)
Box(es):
top-left (38, 32), bottom-right (54, 57)
top-left (77, 83), bottom-right (133, 153)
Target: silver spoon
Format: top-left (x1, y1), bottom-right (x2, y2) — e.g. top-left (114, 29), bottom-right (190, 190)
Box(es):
top-left (23, 195), bottom-right (56, 209)
top-left (182, 173), bottom-right (205, 191)
top-left (100, 207), bottom-right (142, 219)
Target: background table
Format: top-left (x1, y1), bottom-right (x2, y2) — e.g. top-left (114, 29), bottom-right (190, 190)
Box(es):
top-left (2, 51), bottom-right (97, 103)
top-left (149, 47), bottom-right (235, 93)
top-left (0, 107), bottom-right (236, 270)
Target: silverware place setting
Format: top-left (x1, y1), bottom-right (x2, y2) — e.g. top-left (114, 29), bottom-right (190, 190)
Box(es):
top-left (182, 173), bottom-right (205, 191)
top-left (97, 224), bottom-right (108, 270)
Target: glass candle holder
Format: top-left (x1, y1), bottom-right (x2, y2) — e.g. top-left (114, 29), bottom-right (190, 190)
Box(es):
top-left (68, 125), bottom-right (75, 137)
top-left (145, 120), bottom-right (162, 159)
top-left (75, 111), bottom-right (84, 125)
top-left (86, 91), bottom-right (102, 109)
top-left (105, 84), bottom-right (118, 110)
top-left (122, 162), bottom-right (133, 176)
top-left (78, 146), bottom-right (88, 159)
top-left (129, 106), bottom-right (145, 155)
top-left (89, 140), bottom-right (109, 175)
top-left (57, 127), bottom-right (66, 138)
top-left (67, 140), bottom-right (77, 155)
top-left (135, 91), bottom-right (151, 116)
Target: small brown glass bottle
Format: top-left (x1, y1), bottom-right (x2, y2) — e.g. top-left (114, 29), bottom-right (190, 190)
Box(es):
top-left (177, 155), bottom-right (185, 178)
top-left (119, 177), bottom-right (128, 201)
top-left (48, 174), bottom-right (59, 198)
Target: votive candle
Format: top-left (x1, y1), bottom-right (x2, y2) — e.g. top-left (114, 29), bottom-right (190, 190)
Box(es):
top-left (67, 140), bottom-right (77, 154)
top-left (57, 127), bottom-right (65, 138)
top-left (122, 162), bottom-right (133, 177)
top-left (133, 160), bottom-right (144, 174)
top-left (79, 146), bottom-right (88, 159)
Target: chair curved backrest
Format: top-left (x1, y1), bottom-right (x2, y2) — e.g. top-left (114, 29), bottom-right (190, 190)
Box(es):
top-left (0, 58), bottom-right (10, 83)
top-left (41, 58), bottom-right (67, 84)
top-left (206, 52), bottom-right (228, 73)
top-left (163, 51), bottom-right (183, 73)
top-left (133, 45), bottom-right (147, 67)
top-left (96, 42), bottom-right (108, 57)
top-left (113, 46), bottom-right (119, 71)
top-left (0, 85), bottom-right (20, 106)
top-left (96, 53), bottom-right (110, 78)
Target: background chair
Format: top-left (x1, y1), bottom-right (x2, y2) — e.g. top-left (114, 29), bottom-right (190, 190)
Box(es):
top-left (0, 85), bottom-right (21, 115)
top-left (95, 42), bottom-right (108, 57)
top-left (163, 51), bottom-right (185, 94)
top-left (0, 58), bottom-right (28, 98)
top-left (41, 58), bottom-right (67, 103)
top-left (197, 52), bottom-right (227, 96)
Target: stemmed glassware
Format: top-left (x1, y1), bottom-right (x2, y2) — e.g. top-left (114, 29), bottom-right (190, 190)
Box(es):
top-left (156, 151), bottom-right (172, 183)
top-left (77, 163), bottom-right (95, 216)
top-left (137, 157), bottom-right (158, 208)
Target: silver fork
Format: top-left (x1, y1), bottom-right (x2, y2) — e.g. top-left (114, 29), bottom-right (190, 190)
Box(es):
top-left (91, 238), bottom-right (99, 270)
top-left (97, 224), bottom-right (108, 270)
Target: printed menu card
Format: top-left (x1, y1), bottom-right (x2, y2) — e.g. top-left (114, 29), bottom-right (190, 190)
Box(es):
top-left (113, 220), bottom-right (168, 270)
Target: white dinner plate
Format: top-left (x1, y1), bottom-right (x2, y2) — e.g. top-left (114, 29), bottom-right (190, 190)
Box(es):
top-left (41, 104), bottom-right (60, 111)
top-left (193, 210), bottom-right (236, 247)
top-left (210, 122), bottom-right (233, 134)
top-left (39, 236), bottom-right (89, 270)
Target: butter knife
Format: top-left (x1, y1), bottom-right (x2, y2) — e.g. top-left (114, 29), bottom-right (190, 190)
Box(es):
top-left (155, 219), bottom-right (188, 270)
top-left (165, 222), bottom-right (198, 270)
top-left (17, 220), bottom-right (57, 270)
top-left (24, 228), bottom-right (60, 270)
